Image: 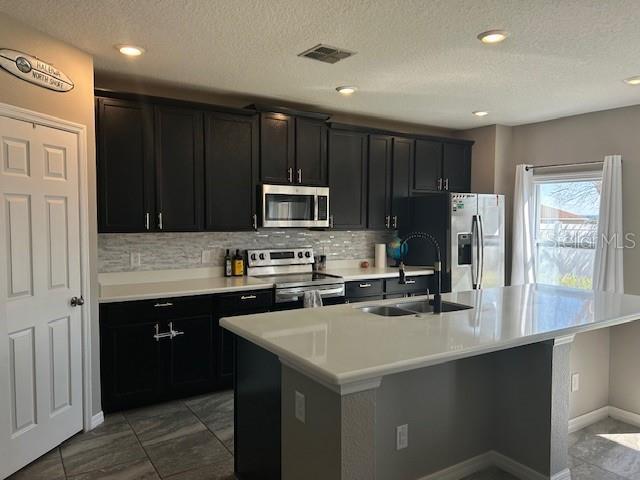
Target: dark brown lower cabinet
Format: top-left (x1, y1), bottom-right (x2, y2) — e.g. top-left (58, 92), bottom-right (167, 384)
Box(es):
top-left (100, 291), bottom-right (271, 413)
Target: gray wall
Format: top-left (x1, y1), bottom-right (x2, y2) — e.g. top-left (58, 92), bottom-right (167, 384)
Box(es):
top-left (0, 13), bottom-right (101, 417)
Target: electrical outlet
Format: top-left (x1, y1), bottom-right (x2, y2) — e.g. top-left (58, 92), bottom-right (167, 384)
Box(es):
top-left (201, 249), bottom-right (214, 264)
top-left (396, 424), bottom-right (408, 450)
top-left (130, 252), bottom-right (141, 268)
top-left (295, 391), bottom-right (306, 423)
top-left (571, 373), bottom-right (580, 392)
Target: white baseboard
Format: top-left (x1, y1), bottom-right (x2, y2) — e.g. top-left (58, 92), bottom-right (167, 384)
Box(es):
top-left (490, 451), bottom-right (547, 480)
top-left (609, 406), bottom-right (640, 428)
top-left (89, 411), bottom-right (104, 430)
top-left (568, 406), bottom-right (610, 433)
top-left (418, 452), bottom-right (493, 480)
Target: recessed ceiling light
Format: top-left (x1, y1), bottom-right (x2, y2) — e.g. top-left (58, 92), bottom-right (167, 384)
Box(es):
top-left (473, 111), bottom-right (489, 117)
top-left (336, 86), bottom-right (357, 96)
top-left (477, 30), bottom-right (509, 44)
top-left (116, 45), bottom-right (145, 57)
top-left (624, 76), bottom-right (640, 85)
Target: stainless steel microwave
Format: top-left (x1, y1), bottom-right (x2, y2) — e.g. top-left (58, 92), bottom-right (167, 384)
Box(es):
top-left (261, 184), bottom-right (330, 228)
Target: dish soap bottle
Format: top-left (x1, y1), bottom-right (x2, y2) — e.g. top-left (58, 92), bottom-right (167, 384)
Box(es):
top-left (224, 249), bottom-right (232, 277)
top-left (232, 249), bottom-right (244, 276)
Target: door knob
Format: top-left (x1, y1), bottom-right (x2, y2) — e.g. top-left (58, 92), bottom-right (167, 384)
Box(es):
top-left (70, 296), bottom-right (84, 307)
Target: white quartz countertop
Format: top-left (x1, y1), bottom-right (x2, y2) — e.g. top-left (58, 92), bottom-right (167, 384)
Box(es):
top-left (221, 284), bottom-right (640, 392)
top-left (98, 264), bottom-right (433, 303)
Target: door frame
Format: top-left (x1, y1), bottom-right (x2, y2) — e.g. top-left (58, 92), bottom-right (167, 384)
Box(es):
top-left (0, 102), bottom-right (94, 432)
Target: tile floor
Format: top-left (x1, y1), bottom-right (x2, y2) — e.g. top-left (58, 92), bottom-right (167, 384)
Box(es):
top-left (8, 390), bottom-right (235, 480)
top-left (8, 395), bottom-right (640, 480)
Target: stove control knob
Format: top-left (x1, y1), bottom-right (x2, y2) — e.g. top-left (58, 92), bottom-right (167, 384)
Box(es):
top-left (305, 251), bottom-right (311, 258)
top-left (298, 252), bottom-right (304, 258)
top-left (250, 253), bottom-right (257, 261)
top-left (259, 253), bottom-right (265, 260)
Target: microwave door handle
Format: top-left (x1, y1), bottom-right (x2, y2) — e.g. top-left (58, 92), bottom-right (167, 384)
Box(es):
top-left (478, 215), bottom-right (485, 289)
top-left (471, 215), bottom-right (479, 289)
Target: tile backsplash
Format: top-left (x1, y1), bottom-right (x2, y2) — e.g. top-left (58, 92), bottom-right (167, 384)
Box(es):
top-left (98, 230), bottom-right (395, 273)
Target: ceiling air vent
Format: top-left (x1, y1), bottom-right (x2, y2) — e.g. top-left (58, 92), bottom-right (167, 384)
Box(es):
top-left (298, 44), bottom-right (356, 64)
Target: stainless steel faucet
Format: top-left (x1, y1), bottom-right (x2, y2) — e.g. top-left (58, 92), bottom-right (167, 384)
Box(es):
top-left (399, 232), bottom-right (442, 314)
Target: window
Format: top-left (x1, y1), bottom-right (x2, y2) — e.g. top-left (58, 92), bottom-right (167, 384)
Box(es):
top-left (533, 171), bottom-right (602, 289)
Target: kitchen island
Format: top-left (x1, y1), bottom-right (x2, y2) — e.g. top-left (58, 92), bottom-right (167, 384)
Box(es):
top-left (221, 284), bottom-right (640, 480)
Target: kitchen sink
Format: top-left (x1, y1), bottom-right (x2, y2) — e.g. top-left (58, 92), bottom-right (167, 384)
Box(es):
top-left (359, 300), bottom-right (473, 317)
top-left (395, 300), bottom-right (473, 314)
top-left (358, 305), bottom-right (414, 317)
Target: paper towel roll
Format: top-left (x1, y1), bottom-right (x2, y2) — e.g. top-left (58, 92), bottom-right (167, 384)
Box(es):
top-left (375, 244), bottom-right (387, 268)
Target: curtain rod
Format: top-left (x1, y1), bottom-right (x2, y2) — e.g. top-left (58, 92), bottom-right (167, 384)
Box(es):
top-left (524, 161), bottom-right (605, 171)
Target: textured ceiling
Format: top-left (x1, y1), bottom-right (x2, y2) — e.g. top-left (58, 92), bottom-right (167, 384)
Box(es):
top-left (1, 0), bottom-right (640, 129)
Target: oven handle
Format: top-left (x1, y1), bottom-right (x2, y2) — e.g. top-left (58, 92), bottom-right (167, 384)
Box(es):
top-left (275, 285), bottom-right (345, 303)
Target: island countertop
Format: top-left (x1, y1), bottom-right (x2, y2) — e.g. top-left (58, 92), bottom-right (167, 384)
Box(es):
top-left (221, 284), bottom-right (640, 392)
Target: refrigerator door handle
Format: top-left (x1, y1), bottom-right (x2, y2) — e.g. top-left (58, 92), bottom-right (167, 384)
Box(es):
top-left (471, 215), bottom-right (479, 289)
top-left (478, 215), bottom-right (485, 289)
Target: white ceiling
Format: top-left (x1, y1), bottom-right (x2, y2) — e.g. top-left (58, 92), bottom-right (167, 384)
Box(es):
top-left (1, 0), bottom-right (640, 129)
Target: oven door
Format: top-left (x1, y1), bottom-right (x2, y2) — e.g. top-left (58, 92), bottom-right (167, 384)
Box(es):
top-left (262, 184), bottom-right (329, 228)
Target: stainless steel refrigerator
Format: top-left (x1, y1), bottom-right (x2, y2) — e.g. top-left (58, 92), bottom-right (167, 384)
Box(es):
top-left (401, 193), bottom-right (505, 292)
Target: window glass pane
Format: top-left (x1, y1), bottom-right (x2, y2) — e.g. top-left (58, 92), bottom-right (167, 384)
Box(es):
top-left (535, 179), bottom-right (601, 289)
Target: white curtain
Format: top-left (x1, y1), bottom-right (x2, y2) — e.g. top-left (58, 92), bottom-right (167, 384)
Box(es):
top-left (593, 155), bottom-right (624, 293)
top-left (511, 164), bottom-right (536, 285)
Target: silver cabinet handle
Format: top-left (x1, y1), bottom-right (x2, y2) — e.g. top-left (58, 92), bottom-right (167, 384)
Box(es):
top-left (154, 302), bottom-right (173, 308)
top-left (240, 295), bottom-right (257, 300)
top-left (405, 279), bottom-right (416, 285)
top-left (288, 167), bottom-right (293, 183)
top-left (444, 178), bottom-right (449, 190)
top-left (297, 168), bottom-right (302, 183)
top-left (252, 214), bottom-right (258, 230)
top-left (385, 215), bottom-right (391, 229)
top-left (393, 216), bottom-right (398, 229)
top-left (158, 212), bottom-right (163, 230)
top-left (169, 321), bottom-right (184, 339)
top-left (145, 212), bottom-right (150, 230)
top-left (359, 283), bottom-right (372, 288)
top-left (153, 323), bottom-right (172, 342)
top-left (437, 178), bottom-right (443, 190)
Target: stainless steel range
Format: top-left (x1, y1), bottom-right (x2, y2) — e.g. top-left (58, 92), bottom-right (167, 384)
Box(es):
top-left (247, 248), bottom-right (345, 305)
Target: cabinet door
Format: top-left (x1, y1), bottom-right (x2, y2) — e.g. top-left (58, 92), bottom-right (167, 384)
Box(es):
top-left (100, 317), bottom-right (162, 412)
top-left (205, 113), bottom-right (258, 230)
top-left (259, 112), bottom-right (295, 184)
top-left (167, 314), bottom-right (216, 396)
top-left (443, 142), bottom-right (471, 192)
top-left (97, 98), bottom-right (154, 232)
top-left (391, 137), bottom-right (414, 229)
top-left (414, 139), bottom-right (443, 191)
top-left (368, 135), bottom-right (392, 229)
top-left (328, 130), bottom-right (368, 229)
top-left (154, 106), bottom-right (204, 231)
top-left (295, 117), bottom-right (328, 186)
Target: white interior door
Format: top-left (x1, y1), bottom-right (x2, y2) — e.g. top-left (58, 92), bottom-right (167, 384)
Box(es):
top-left (0, 115), bottom-right (83, 478)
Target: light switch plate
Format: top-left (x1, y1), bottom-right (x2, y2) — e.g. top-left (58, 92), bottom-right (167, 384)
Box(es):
top-left (201, 249), bottom-right (214, 264)
top-left (130, 252), bottom-right (141, 268)
top-left (571, 373), bottom-right (580, 392)
top-left (295, 391), bottom-right (306, 423)
top-left (396, 424), bottom-right (408, 450)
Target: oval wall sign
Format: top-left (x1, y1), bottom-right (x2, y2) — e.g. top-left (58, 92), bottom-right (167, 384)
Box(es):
top-left (0, 49), bottom-right (74, 92)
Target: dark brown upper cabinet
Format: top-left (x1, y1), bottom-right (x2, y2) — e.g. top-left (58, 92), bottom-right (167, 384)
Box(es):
top-left (414, 139), bottom-right (443, 191)
top-left (328, 129), bottom-right (368, 229)
top-left (413, 139), bottom-right (471, 193)
top-left (256, 108), bottom-right (330, 186)
top-left (367, 135), bottom-right (393, 230)
top-left (154, 106), bottom-right (204, 231)
top-left (205, 112), bottom-right (259, 231)
top-left (295, 117), bottom-right (328, 186)
top-left (391, 137), bottom-right (414, 229)
top-left (259, 112), bottom-right (295, 184)
top-left (443, 142), bottom-right (472, 193)
top-left (97, 97), bottom-right (154, 233)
